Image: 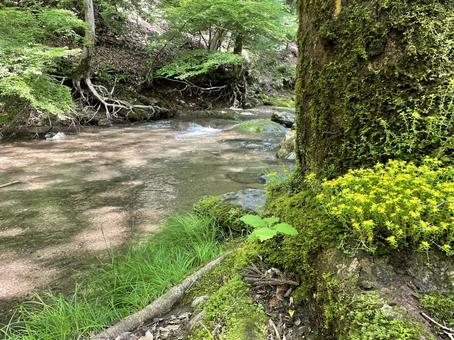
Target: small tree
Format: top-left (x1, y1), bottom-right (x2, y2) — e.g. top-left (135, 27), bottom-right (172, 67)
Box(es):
top-left (0, 6), bottom-right (85, 123)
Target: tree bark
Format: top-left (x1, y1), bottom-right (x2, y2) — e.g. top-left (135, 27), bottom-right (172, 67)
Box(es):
top-left (295, 0), bottom-right (454, 178)
top-left (74, 0), bottom-right (96, 82)
top-left (233, 34), bottom-right (243, 55)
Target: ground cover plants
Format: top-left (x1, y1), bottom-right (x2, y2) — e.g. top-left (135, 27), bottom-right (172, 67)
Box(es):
top-left (1, 214), bottom-right (224, 339)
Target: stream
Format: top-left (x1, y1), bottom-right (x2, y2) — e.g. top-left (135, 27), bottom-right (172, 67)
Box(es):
top-left (0, 107), bottom-right (293, 324)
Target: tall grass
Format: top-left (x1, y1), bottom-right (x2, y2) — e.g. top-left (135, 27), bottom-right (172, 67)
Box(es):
top-left (1, 214), bottom-right (223, 339)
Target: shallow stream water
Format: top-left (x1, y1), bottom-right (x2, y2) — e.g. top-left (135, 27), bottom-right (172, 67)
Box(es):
top-left (0, 107), bottom-right (292, 323)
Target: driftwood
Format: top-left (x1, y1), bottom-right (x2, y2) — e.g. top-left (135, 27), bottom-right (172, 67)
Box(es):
top-left (0, 181), bottom-right (22, 189)
top-left (92, 252), bottom-right (230, 340)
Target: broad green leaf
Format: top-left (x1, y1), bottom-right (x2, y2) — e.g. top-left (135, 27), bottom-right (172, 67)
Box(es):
top-left (240, 215), bottom-right (266, 228)
top-left (274, 223), bottom-right (298, 236)
top-left (263, 216), bottom-right (280, 226)
top-left (249, 228), bottom-right (278, 241)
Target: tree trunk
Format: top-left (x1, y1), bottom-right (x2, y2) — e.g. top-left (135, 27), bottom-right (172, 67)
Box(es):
top-left (295, 0), bottom-right (454, 178)
top-left (233, 34), bottom-right (243, 55)
top-left (74, 0), bottom-right (96, 82)
top-left (209, 29), bottom-right (225, 51)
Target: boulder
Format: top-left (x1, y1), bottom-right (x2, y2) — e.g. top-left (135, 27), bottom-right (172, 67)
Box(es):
top-left (220, 189), bottom-right (266, 213)
top-left (232, 119), bottom-right (286, 136)
top-left (276, 130), bottom-right (296, 160)
top-left (271, 111), bottom-right (296, 128)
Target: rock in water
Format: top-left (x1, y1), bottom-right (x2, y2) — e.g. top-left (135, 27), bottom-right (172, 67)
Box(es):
top-left (220, 189), bottom-right (266, 213)
top-left (45, 132), bottom-right (67, 141)
top-left (276, 130), bottom-right (296, 160)
top-left (231, 119), bottom-right (287, 136)
top-left (271, 111), bottom-right (296, 128)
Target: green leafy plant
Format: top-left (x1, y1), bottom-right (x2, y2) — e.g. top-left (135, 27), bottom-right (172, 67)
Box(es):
top-left (156, 50), bottom-right (244, 80)
top-left (240, 214), bottom-right (298, 241)
top-left (0, 7), bottom-right (85, 119)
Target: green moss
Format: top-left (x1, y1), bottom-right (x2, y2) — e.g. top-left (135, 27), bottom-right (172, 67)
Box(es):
top-left (231, 119), bottom-right (287, 135)
top-left (345, 292), bottom-right (425, 340)
top-left (259, 163), bottom-right (452, 338)
top-left (193, 196), bottom-right (250, 236)
top-left (296, 0), bottom-right (454, 177)
top-left (309, 273), bottom-right (425, 339)
top-left (190, 274), bottom-right (267, 340)
top-left (187, 242), bottom-right (261, 301)
top-left (421, 293), bottom-right (454, 328)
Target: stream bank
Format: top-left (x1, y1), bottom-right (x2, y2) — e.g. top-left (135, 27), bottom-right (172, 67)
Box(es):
top-left (0, 106), bottom-right (294, 326)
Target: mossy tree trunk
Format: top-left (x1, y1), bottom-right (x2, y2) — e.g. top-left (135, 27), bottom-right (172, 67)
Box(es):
top-left (295, 0), bottom-right (454, 178)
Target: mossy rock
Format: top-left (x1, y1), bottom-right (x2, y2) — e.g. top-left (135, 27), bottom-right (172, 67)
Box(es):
top-left (189, 274), bottom-right (267, 340)
top-left (193, 196), bottom-right (250, 236)
top-left (276, 130), bottom-right (296, 160)
top-left (232, 119), bottom-right (287, 135)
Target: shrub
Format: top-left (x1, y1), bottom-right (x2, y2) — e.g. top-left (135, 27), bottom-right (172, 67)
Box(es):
top-left (317, 159), bottom-right (454, 255)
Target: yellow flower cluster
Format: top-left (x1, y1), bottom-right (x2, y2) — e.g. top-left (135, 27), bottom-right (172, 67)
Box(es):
top-left (317, 159), bottom-right (454, 255)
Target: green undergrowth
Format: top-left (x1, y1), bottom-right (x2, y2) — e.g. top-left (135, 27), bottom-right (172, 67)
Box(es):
top-left (259, 158), bottom-right (453, 338)
top-left (190, 274), bottom-right (267, 340)
top-left (1, 214), bottom-right (224, 339)
top-left (261, 94), bottom-right (295, 108)
top-left (420, 293), bottom-right (454, 329)
top-left (193, 196), bottom-right (249, 236)
top-left (187, 242), bottom-right (266, 340)
top-left (264, 159), bottom-right (453, 275)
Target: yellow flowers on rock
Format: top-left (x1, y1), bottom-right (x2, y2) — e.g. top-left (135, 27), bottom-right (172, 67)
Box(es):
top-left (315, 158), bottom-right (454, 256)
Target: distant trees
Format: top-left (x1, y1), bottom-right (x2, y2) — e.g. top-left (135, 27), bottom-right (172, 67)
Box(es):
top-left (153, 0), bottom-right (296, 106)
top-left (160, 0), bottom-right (294, 55)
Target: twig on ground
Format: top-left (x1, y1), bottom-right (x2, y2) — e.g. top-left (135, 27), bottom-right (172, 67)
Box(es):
top-left (421, 312), bottom-right (454, 335)
top-left (92, 252), bottom-right (231, 340)
top-left (0, 181), bottom-right (22, 189)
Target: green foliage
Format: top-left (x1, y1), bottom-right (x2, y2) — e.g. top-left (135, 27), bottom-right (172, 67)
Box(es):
top-left (346, 292), bottom-right (423, 340)
top-left (421, 293), bottom-right (454, 329)
top-left (261, 94), bottom-right (295, 108)
top-left (296, 0), bottom-right (454, 177)
top-left (317, 159), bottom-right (454, 255)
top-left (190, 274), bottom-right (267, 339)
top-left (161, 0), bottom-right (295, 53)
top-left (0, 6), bottom-right (85, 118)
top-left (2, 213), bottom-right (223, 339)
top-left (157, 50), bottom-right (244, 80)
top-left (193, 196), bottom-right (249, 236)
top-left (240, 214), bottom-right (298, 241)
top-left (186, 241), bottom-right (261, 303)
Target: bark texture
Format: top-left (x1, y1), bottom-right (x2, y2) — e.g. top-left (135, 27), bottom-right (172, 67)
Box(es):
top-left (295, 0), bottom-right (454, 177)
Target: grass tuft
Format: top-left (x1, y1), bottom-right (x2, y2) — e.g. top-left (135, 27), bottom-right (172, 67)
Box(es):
top-left (1, 213), bottom-right (223, 339)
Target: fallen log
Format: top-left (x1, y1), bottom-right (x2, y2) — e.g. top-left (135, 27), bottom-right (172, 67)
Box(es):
top-left (92, 252), bottom-right (231, 340)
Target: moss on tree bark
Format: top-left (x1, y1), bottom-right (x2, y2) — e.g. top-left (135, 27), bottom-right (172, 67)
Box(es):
top-left (295, 0), bottom-right (454, 177)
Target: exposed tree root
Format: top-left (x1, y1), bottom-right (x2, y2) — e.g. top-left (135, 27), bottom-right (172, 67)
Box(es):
top-left (81, 78), bottom-right (167, 120)
top-left (92, 252), bottom-right (231, 340)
